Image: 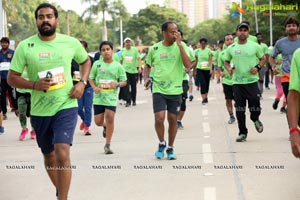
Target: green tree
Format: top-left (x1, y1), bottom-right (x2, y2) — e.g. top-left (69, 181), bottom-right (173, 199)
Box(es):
top-left (82, 0), bottom-right (111, 41)
top-left (124, 4), bottom-right (189, 45)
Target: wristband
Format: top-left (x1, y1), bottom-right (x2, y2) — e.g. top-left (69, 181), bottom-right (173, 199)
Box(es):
top-left (289, 127), bottom-right (300, 135)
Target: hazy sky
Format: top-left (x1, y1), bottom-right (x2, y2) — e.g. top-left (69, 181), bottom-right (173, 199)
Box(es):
top-left (50, 0), bottom-right (164, 15)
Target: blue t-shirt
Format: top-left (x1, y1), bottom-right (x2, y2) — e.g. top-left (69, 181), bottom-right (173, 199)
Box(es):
top-left (0, 48), bottom-right (14, 79)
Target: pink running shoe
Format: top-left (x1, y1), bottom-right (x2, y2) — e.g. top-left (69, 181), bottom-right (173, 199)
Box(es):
top-left (30, 130), bottom-right (36, 139)
top-left (79, 121), bottom-right (86, 131)
top-left (19, 128), bottom-right (28, 141)
top-left (84, 127), bottom-right (91, 136)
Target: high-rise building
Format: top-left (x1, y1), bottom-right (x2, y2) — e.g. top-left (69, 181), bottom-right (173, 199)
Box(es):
top-left (165, 0), bottom-right (233, 27)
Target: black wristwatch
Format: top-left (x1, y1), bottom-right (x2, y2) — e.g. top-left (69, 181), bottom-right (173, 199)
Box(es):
top-left (79, 79), bottom-right (87, 85)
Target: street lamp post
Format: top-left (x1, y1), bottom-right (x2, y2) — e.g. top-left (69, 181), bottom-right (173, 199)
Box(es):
top-left (269, 0), bottom-right (273, 46)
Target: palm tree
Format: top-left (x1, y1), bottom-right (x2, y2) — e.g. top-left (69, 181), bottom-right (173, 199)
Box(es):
top-left (82, 0), bottom-right (111, 41)
top-left (110, 0), bottom-right (129, 47)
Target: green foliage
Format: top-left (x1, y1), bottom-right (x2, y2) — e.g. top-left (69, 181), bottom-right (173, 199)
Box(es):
top-left (124, 4), bottom-right (190, 46)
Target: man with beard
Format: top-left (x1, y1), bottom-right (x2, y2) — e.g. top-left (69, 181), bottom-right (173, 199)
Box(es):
top-left (144, 21), bottom-right (191, 160)
top-left (7, 3), bottom-right (91, 200)
top-left (0, 37), bottom-right (17, 119)
top-left (225, 22), bottom-right (265, 142)
top-left (269, 17), bottom-right (300, 128)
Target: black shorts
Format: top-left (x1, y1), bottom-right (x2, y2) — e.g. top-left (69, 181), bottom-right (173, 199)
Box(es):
top-left (31, 108), bottom-right (78, 154)
top-left (223, 84), bottom-right (234, 100)
top-left (153, 93), bottom-right (182, 115)
top-left (94, 105), bottom-right (116, 115)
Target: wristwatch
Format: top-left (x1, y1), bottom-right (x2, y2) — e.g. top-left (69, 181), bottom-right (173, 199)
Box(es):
top-left (79, 79), bottom-right (87, 85)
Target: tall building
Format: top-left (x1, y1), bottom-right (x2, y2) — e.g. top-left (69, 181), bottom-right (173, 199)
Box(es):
top-left (165, 0), bottom-right (233, 27)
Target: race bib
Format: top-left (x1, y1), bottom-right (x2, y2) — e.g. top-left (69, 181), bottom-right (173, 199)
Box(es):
top-left (98, 80), bottom-right (114, 92)
top-left (124, 56), bottom-right (133, 64)
top-left (0, 62), bottom-right (10, 71)
top-left (73, 71), bottom-right (81, 81)
top-left (38, 67), bottom-right (66, 91)
top-left (200, 61), bottom-right (209, 69)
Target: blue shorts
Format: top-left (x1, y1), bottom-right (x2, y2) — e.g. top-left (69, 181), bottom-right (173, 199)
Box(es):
top-left (94, 105), bottom-right (116, 115)
top-left (31, 108), bottom-right (78, 154)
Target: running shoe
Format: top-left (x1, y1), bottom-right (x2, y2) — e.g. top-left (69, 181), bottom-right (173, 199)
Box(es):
top-left (202, 98), bottom-right (208, 105)
top-left (132, 102), bottom-right (136, 106)
top-left (155, 143), bottom-right (166, 159)
top-left (103, 126), bottom-right (106, 138)
top-left (280, 107), bottom-right (286, 113)
top-left (228, 116), bottom-right (236, 124)
top-left (177, 121), bottom-right (184, 129)
top-left (189, 95), bottom-right (194, 101)
top-left (166, 148), bottom-right (177, 160)
top-left (272, 99), bottom-right (279, 110)
top-left (84, 127), bottom-right (92, 136)
top-left (30, 130), bottom-right (36, 139)
top-left (0, 126), bottom-right (4, 135)
top-left (104, 145), bottom-right (114, 154)
top-left (254, 120), bottom-right (264, 133)
top-left (19, 128), bottom-right (28, 141)
top-left (3, 114), bottom-right (7, 120)
top-left (236, 134), bottom-right (247, 142)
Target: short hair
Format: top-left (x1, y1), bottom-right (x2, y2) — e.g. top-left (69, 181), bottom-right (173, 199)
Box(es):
top-left (285, 17), bottom-right (299, 27)
top-left (80, 40), bottom-right (88, 49)
top-left (0, 37), bottom-right (10, 44)
top-left (99, 41), bottom-right (113, 51)
top-left (178, 29), bottom-right (183, 37)
top-left (255, 32), bottom-right (262, 37)
top-left (35, 3), bottom-right (58, 20)
top-left (199, 37), bottom-right (208, 43)
top-left (218, 40), bottom-right (224, 44)
top-left (161, 21), bottom-right (175, 32)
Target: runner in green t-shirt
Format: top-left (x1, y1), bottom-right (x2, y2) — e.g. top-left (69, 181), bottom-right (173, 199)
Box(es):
top-left (16, 69), bottom-right (36, 141)
top-left (120, 37), bottom-right (141, 106)
top-left (89, 41), bottom-right (127, 155)
top-left (287, 48), bottom-right (300, 158)
top-left (271, 53), bottom-right (286, 113)
top-left (218, 34), bottom-right (235, 124)
top-left (144, 21), bottom-right (191, 160)
top-left (176, 31), bottom-right (195, 130)
top-left (224, 22), bottom-right (265, 143)
top-left (7, 4), bottom-right (91, 200)
top-left (256, 32), bottom-right (270, 97)
top-left (193, 37), bottom-right (212, 104)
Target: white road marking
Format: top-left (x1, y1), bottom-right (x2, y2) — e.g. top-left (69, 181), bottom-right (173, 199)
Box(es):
top-left (202, 144), bottom-right (213, 163)
top-left (204, 187), bottom-right (216, 200)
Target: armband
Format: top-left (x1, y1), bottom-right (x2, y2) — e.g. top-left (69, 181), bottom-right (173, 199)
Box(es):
top-left (289, 127), bottom-right (300, 135)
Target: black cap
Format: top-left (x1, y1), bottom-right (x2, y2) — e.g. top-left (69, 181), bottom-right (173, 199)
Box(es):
top-left (0, 37), bottom-right (10, 43)
top-left (236, 23), bottom-right (249, 31)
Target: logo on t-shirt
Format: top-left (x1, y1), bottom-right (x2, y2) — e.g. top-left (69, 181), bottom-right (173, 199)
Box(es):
top-left (160, 53), bottom-right (168, 59)
top-left (235, 50), bottom-right (242, 54)
top-left (39, 53), bottom-right (50, 59)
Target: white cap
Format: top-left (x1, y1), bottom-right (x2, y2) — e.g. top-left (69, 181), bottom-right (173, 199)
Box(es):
top-left (124, 37), bottom-right (132, 43)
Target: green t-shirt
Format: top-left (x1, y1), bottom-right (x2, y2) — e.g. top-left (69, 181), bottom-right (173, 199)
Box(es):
top-left (10, 33), bottom-right (88, 116)
top-left (16, 70), bottom-right (32, 94)
top-left (120, 47), bottom-right (140, 74)
top-left (194, 48), bottom-right (212, 70)
top-left (225, 41), bottom-right (264, 84)
top-left (183, 47), bottom-right (195, 80)
top-left (212, 50), bottom-right (219, 65)
top-left (275, 54), bottom-right (282, 77)
top-left (267, 46), bottom-right (273, 55)
top-left (289, 48), bottom-right (300, 91)
top-left (89, 60), bottom-right (126, 106)
top-left (146, 41), bottom-right (189, 95)
top-left (218, 50), bottom-right (233, 86)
